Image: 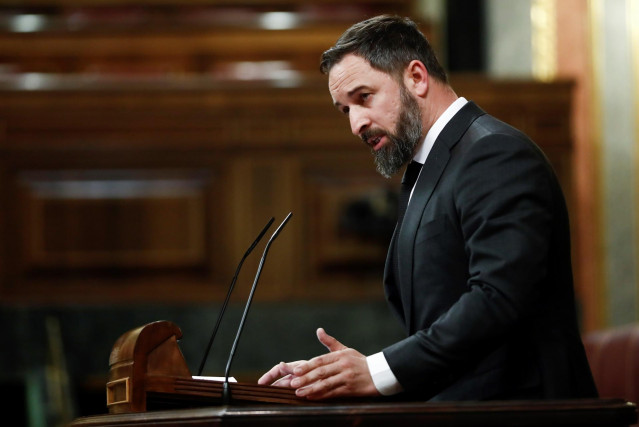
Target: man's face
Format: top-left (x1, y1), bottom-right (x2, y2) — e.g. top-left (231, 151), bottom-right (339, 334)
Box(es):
top-left (328, 54), bottom-right (423, 178)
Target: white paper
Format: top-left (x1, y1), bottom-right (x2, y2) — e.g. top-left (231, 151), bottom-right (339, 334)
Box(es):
top-left (192, 376), bottom-right (237, 382)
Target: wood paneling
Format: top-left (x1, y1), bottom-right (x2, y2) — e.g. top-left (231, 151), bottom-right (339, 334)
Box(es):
top-left (0, 1), bottom-right (417, 76)
top-left (0, 75), bottom-right (575, 305)
top-left (0, 0), bottom-right (574, 304)
top-left (19, 170), bottom-right (210, 269)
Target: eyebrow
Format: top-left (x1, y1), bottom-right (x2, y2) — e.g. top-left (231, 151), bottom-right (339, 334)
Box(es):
top-left (333, 85), bottom-right (370, 109)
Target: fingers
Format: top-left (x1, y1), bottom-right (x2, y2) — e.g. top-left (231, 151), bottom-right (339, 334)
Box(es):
top-left (292, 359), bottom-right (341, 397)
top-left (290, 330), bottom-right (348, 381)
top-left (292, 353), bottom-right (334, 379)
top-left (296, 376), bottom-right (344, 400)
top-left (290, 351), bottom-right (349, 388)
top-left (316, 327), bottom-right (347, 352)
top-left (259, 330), bottom-right (376, 400)
top-left (291, 349), bottom-right (379, 400)
top-left (259, 328), bottom-right (344, 387)
top-left (257, 361), bottom-right (302, 386)
top-left (270, 374), bottom-right (295, 388)
top-left (257, 362), bottom-right (286, 385)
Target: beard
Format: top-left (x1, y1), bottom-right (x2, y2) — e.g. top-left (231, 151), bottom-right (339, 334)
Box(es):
top-left (362, 86), bottom-right (423, 178)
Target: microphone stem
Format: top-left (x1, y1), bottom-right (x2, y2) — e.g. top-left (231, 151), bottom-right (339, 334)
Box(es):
top-left (223, 236), bottom-right (273, 381)
top-left (197, 217), bottom-right (274, 376)
top-left (223, 213), bottom-right (292, 392)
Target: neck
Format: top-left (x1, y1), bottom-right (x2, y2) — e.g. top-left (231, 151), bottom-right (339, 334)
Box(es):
top-left (421, 79), bottom-right (458, 135)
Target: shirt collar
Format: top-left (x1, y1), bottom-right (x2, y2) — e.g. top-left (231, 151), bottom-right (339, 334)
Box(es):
top-left (412, 97), bottom-right (468, 164)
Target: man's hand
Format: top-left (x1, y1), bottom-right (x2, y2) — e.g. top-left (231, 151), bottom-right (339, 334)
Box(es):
top-left (258, 328), bottom-right (380, 400)
top-left (258, 360), bottom-right (306, 388)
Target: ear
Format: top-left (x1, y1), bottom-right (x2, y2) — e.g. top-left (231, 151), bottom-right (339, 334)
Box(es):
top-left (403, 60), bottom-right (429, 97)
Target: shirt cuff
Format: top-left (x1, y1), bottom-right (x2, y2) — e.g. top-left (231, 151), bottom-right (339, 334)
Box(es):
top-left (366, 352), bottom-right (404, 396)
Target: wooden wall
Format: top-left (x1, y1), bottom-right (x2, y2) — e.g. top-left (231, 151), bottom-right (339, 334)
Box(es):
top-left (0, 0), bottom-right (577, 307)
top-left (0, 75), bottom-right (575, 305)
top-left (0, 3), bottom-right (580, 420)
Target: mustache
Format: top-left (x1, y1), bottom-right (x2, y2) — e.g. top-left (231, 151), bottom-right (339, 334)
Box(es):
top-left (361, 129), bottom-right (388, 145)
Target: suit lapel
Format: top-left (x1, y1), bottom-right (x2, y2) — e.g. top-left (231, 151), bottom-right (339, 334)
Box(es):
top-left (395, 101), bottom-right (485, 332)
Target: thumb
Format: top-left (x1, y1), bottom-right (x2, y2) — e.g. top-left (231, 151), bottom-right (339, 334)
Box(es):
top-left (317, 327), bottom-right (347, 352)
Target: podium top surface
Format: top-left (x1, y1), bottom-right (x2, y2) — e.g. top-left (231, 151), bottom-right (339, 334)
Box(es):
top-left (71, 398), bottom-right (637, 427)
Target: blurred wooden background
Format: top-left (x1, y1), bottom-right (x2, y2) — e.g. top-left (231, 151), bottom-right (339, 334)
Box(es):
top-left (0, 1), bottom-right (576, 422)
top-left (0, 0), bottom-right (574, 306)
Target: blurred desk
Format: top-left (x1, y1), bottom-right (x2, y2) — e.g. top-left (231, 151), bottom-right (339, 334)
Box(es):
top-left (69, 399), bottom-right (636, 427)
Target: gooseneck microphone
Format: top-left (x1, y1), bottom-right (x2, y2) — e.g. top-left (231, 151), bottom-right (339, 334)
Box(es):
top-left (222, 212), bottom-right (293, 404)
top-left (197, 217), bottom-right (275, 377)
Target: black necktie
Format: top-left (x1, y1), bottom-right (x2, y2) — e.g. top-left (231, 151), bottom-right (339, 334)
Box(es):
top-left (392, 161), bottom-right (422, 286)
top-left (397, 161), bottom-right (423, 227)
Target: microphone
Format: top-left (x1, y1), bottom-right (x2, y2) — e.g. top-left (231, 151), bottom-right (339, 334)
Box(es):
top-left (196, 217), bottom-right (275, 377)
top-left (222, 212), bottom-right (293, 404)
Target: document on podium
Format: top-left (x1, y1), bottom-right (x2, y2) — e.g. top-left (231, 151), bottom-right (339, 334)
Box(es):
top-left (192, 376), bottom-right (237, 382)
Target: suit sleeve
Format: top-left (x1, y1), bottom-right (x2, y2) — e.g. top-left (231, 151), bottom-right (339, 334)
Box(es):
top-left (382, 132), bottom-right (556, 393)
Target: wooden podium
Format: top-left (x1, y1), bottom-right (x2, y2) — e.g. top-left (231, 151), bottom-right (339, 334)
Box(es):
top-left (74, 399), bottom-right (637, 426)
top-left (84, 320), bottom-right (638, 426)
top-left (106, 320), bottom-right (308, 414)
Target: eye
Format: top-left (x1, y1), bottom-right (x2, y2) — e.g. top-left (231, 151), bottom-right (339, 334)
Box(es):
top-left (360, 93), bottom-right (371, 102)
top-left (341, 106), bottom-right (350, 116)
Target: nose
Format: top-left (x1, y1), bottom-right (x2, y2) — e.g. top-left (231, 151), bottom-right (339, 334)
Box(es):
top-left (349, 107), bottom-right (370, 136)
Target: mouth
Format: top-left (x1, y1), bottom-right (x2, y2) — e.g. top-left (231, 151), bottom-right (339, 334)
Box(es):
top-left (363, 133), bottom-right (386, 151)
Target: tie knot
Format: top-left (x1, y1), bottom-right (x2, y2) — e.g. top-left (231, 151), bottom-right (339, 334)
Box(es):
top-left (402, 161), bottom-right (423, 188)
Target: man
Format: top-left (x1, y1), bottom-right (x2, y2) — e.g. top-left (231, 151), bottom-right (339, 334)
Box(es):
top-left (258, 15), bottom-right (597, 401)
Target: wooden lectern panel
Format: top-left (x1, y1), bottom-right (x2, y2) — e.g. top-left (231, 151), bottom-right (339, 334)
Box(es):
top-left (72, 399), bottom-right (638, 427)
top-left (106, 320), bottom-right (307, 414)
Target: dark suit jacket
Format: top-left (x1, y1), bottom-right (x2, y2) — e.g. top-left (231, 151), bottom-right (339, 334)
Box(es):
top-left (382, 102), bottom-right (597, 401)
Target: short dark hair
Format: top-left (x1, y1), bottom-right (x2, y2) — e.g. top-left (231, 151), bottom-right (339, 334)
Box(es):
top-left (320, 15), bottom-right (448, 84)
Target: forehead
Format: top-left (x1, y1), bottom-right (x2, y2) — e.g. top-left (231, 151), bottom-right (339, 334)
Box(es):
top-left (327, 54), bottom-right (396, 101)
